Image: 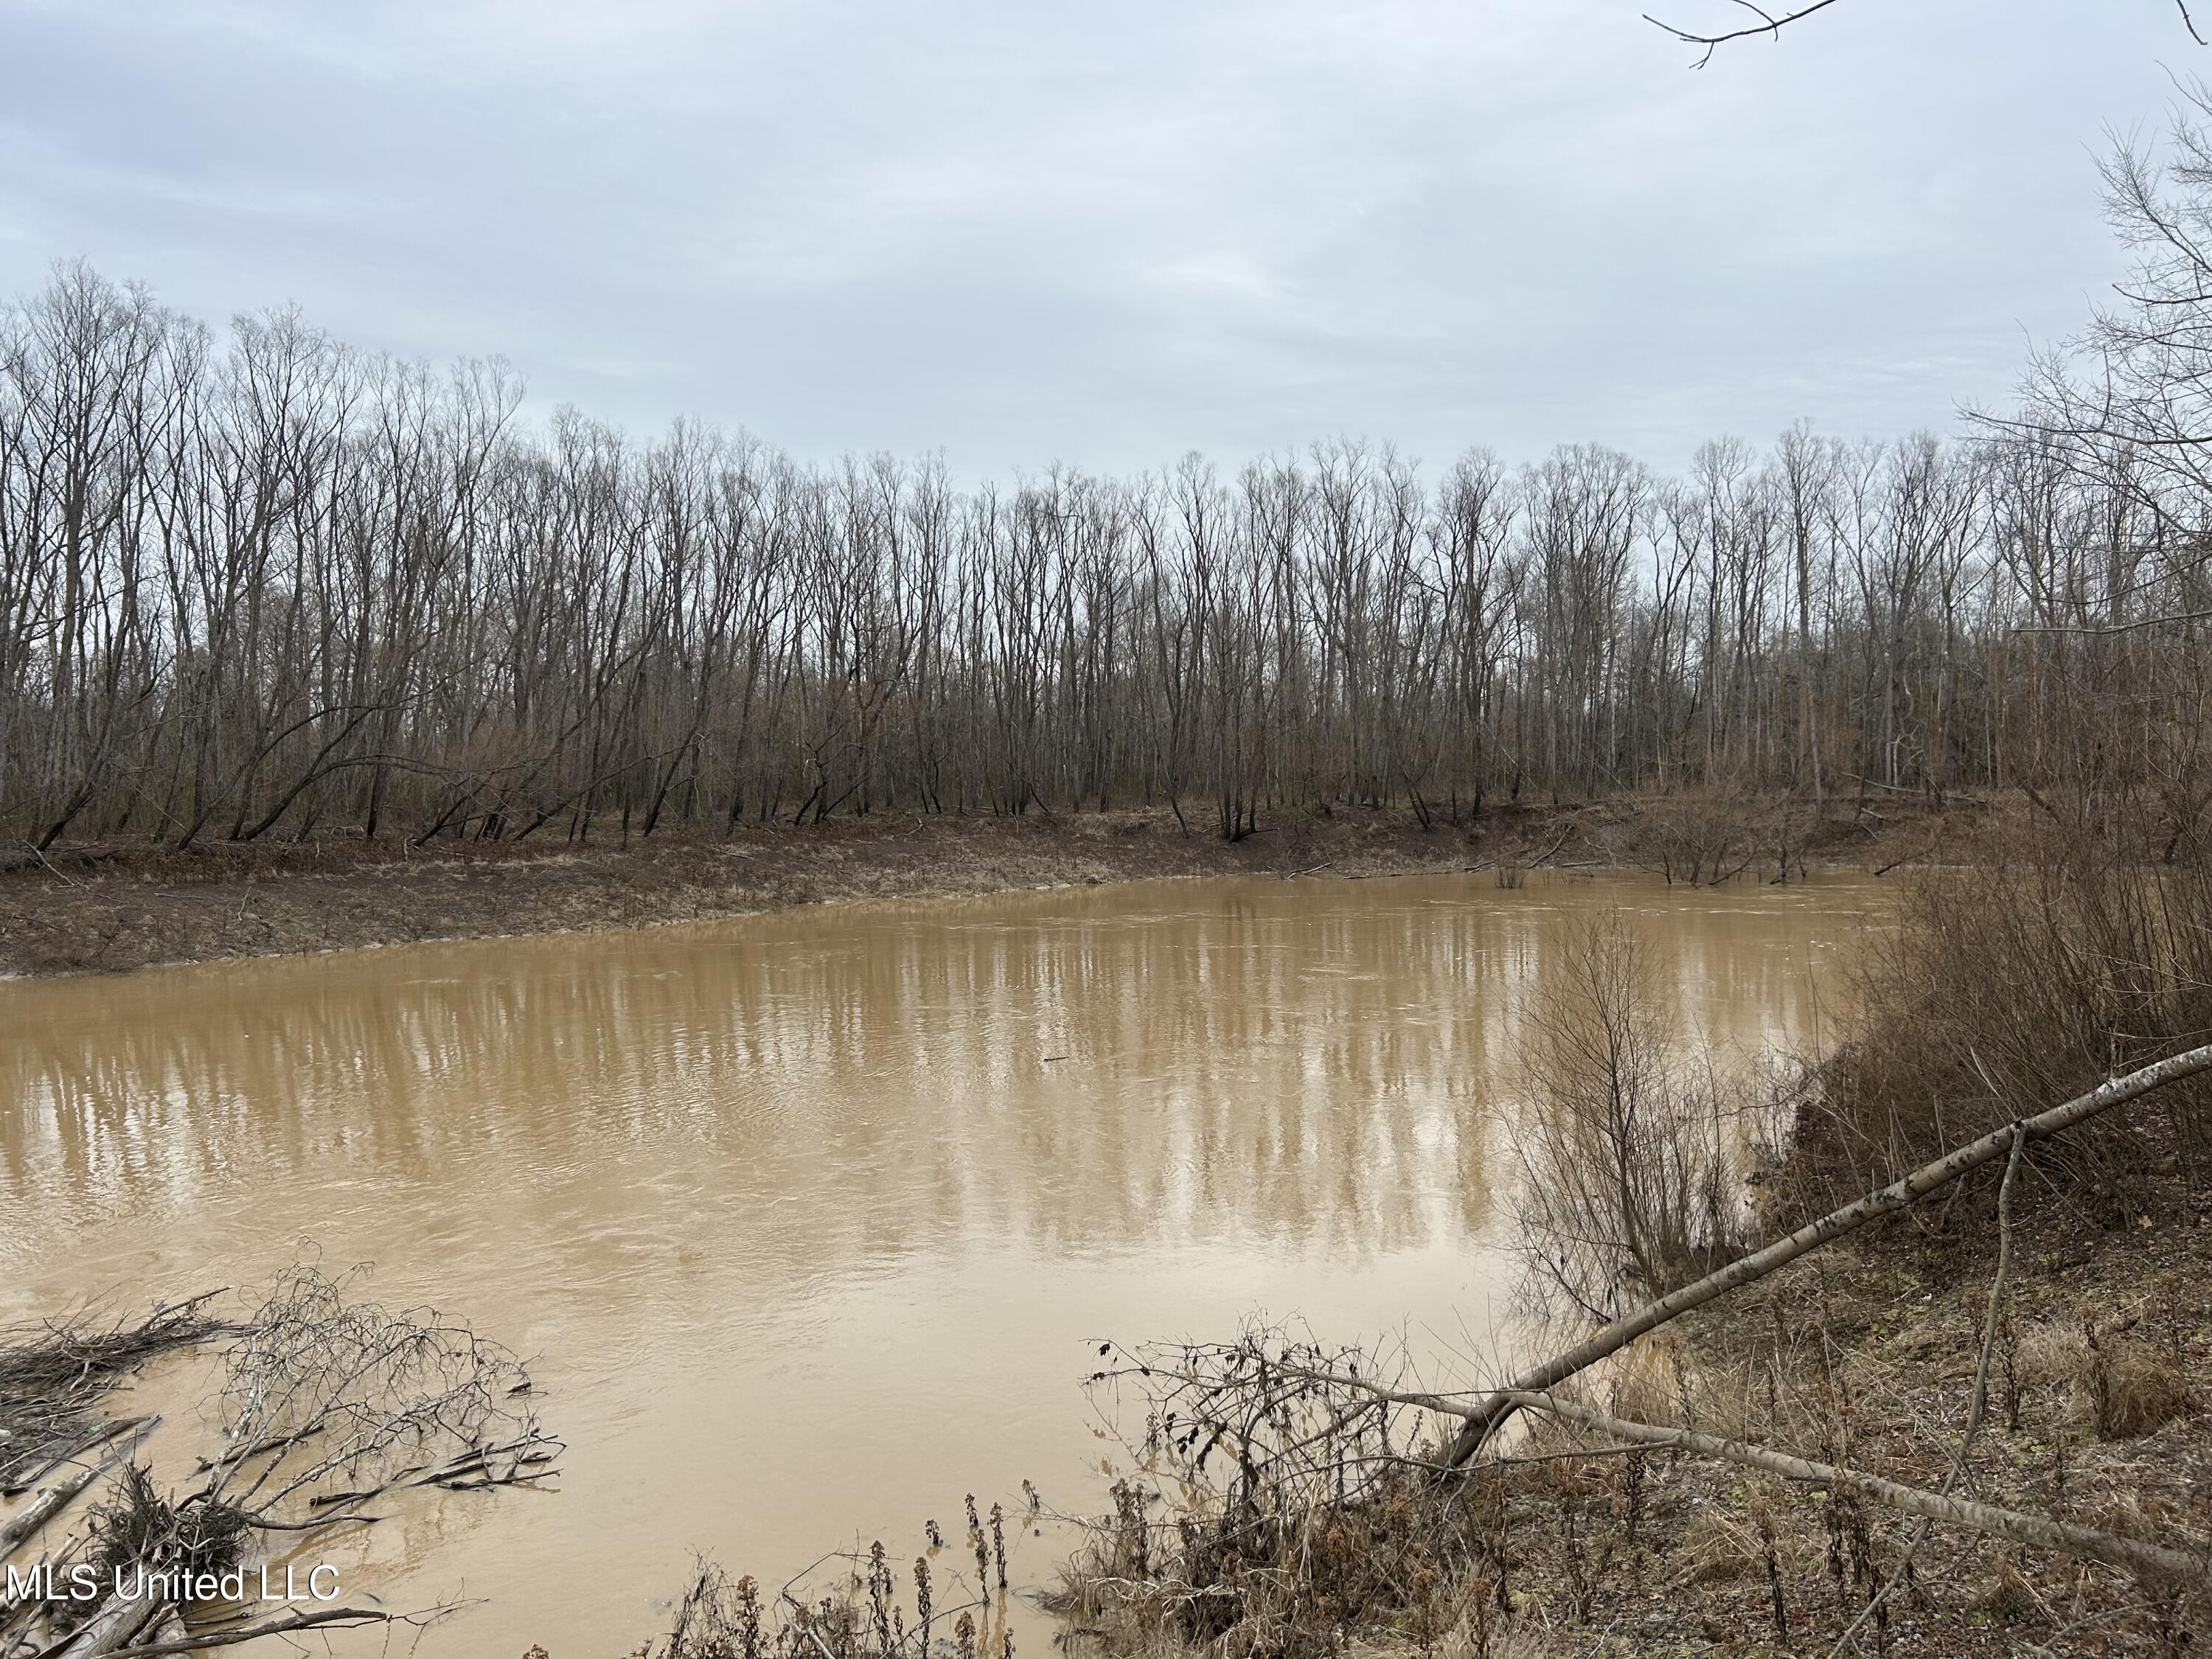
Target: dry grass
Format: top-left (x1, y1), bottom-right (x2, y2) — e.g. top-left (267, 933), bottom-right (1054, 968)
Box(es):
top-left (2017, 1324), bottom-right (2195, 1441)
top-left (643, 1508), bottom-right (1022, 1659)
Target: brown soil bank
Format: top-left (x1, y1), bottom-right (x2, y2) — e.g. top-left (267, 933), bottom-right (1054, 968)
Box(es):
top-left (0, 787), bottom-right (1973, 973)
top-left (0, 807), bottom-right (1481, 978)
top-left (0, 795), bottom-right (1948, 980)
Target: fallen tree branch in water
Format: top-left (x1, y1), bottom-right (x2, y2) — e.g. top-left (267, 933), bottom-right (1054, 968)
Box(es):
top-left (100, 1605), bottom-right (397, 1655)
top-left (1439, 1040), bottom-right (2212, 1467)
top-left (197, 1264), bottom-right (560, 1525)
top-left (54, 1594), bottom-right (166, 1657)
top-left (0, 1418), bottom-right (159, 1560)
top-left (1, 1267), bottom-right (559, 1658)
top-left (1, 1296), bottom-right (228, 1496)
top-left (2, 1420), bottom-right (145, 1505)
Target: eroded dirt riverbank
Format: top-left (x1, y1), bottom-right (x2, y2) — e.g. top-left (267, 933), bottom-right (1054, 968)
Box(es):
top-left (0, 799), bottom-right (1950, 978)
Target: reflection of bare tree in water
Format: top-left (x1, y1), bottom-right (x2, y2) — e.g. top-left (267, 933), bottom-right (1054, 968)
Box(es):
top-left (1025, 885), bottom-right (2212, 1655)
top-left (1505, 909), bottom-right (1767, 1325)
top-left (0, 1262), bottom-right (559, 1655)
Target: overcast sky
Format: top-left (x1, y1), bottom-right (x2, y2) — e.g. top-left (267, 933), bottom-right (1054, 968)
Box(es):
top-left (0, 1), bottom-right (2194, 477)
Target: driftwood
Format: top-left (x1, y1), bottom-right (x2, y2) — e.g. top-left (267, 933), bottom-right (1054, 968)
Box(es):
top-left (1338, 862), bottom-right (1487, 883)
top-left (1, 1270), bottom-right (556, 1658)
top-left (0, 1293), bottom-right (228, 1498)
top-left (63, 1594), bottom-right (167, 1658)
top-left (1441, 1041), bottom-right (2212, 1467)
top-left (103, 1606), bottom-right (394, 1656)
top-left (0, 1417), bottom-right (156, 1560)
top-left (2, 1417), bottom-right (152, 1503)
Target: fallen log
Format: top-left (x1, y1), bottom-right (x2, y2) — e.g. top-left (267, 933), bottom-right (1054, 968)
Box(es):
top-left (55, 1591), bottom-right (167, 1658)
top-left (1500, 1390), bottom-right (2212, 1590)
top-left (1263, 1354), bottom-right (2212, 1587)
top-left (1442, 1041), bottom-right (2212, 1467)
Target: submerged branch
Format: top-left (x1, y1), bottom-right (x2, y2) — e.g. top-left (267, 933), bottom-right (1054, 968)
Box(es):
top-left (111, 1606), bottom-right (398, 1656)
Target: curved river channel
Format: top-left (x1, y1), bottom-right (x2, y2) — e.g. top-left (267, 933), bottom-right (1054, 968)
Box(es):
top-left (0, 870), bottom-right (1879, 1654)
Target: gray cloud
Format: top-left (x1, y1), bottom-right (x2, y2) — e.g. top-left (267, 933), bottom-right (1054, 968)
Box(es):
top-left (0, 0), bottom-right (2189, 474)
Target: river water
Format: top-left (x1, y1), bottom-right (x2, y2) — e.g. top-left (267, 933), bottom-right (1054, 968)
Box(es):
top-left (0, 871), bottom-right (1876, 1654)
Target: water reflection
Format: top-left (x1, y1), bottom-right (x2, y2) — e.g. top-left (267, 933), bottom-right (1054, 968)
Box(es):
top-left (0, 871), bottom-right (1871, 1654)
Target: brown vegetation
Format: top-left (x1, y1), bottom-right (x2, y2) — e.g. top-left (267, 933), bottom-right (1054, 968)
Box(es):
top-left (618, 1495), bottom-right (1029, 1659)
top-left (1051, 1164), bottom-right (2212, 1657)
top-left (1799, 809), bottom-right (2212, 1219)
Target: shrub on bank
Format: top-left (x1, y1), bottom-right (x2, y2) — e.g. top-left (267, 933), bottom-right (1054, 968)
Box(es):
top-left (1795, 821), bottom-right (2212, 1221)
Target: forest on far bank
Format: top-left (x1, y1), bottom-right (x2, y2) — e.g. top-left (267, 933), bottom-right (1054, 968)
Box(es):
top-left (12, 103), bottom-right (2212, 854)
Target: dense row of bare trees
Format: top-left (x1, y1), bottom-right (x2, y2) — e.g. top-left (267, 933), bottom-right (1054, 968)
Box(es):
top-left (10, 100), bottom-right (2212, 850)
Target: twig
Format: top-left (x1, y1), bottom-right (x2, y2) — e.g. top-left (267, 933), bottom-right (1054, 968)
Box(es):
top-left (1871, 843), bottom-right (1936, 877)
top-left (1340, 862), bottom-right (1489, 882)
top-left (15, 841), bottom-right (83, 889)
top-left (1842, 773), bottom-right (1930, 797)
top-left (1253, 1348), bottom-right (2212, 1585)
top-left (1515, 824), bottom-right (1576, 871)
top-left (1644, 0), bottom-right (1846, 67)
top-left (3, 1416), bottom-right (156, 1500)
top-left (1653, 0), bottom-right (2202, 68)
top-left (2012, 609), bottom-right (2212, 634)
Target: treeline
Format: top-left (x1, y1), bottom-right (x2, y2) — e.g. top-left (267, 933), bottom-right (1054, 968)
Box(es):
top-left (2, 255), bottom-right (2208, 849)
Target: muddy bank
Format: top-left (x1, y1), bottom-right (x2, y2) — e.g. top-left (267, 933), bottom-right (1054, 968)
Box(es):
top-left (0, 808), bottom-right (1497, 978)
top-left (0, 796), bottom-right (1966, 979)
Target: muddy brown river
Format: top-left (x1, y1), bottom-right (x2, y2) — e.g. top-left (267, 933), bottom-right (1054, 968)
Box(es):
top-left (0, 871), bottom-right (1876, 1654)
